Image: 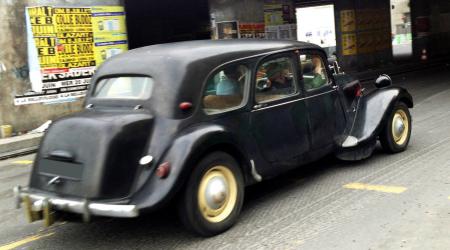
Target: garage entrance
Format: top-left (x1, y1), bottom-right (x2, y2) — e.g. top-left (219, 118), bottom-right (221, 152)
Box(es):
top-left (124, 0), bottom-right (211, 49)
top-left (390, 0), bottom-right (413, 58)
top-left (295, 4), bottom-right (337, 56)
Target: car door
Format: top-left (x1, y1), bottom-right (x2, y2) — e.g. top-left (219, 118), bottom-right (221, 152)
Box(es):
top-left (249, 52), bottom-right (310, 169)
top-left (299, 50), bottom-right (346, 154)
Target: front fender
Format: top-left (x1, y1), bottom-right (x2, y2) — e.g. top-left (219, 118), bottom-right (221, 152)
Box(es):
top-left (130, 124), bottom-right (245, 212)
top-left (350, 86), bottom-right (413, 144)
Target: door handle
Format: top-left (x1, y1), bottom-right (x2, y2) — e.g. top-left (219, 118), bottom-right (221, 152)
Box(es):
top-left (253, 103), bottom-right (267, 109)
top-left (332, 85), bottom-right (339, 90)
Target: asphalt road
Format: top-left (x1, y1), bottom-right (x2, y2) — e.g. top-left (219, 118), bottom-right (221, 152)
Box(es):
top-left (1, 65), bottom-right (450, 249)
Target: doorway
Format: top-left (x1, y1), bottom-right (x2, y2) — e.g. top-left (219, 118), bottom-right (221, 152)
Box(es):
top-left (296, 4), bottom-right (337, 57)
top-left (390, 0), bottom-right (413, 58)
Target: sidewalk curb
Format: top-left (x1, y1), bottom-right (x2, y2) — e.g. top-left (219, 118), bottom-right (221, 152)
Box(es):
top-left (0, 133), bottom-right (43, 160)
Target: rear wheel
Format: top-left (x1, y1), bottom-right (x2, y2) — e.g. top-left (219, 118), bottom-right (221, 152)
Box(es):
top-left (380, 102), bottom-right (411, 153)
top-left (178, 152), bottom-right (244, 237)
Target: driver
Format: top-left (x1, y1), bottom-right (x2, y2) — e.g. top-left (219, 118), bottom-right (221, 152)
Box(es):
top-left (265, 62), bottom-right (293, 91)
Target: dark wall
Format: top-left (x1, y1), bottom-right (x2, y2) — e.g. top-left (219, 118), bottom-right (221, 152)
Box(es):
top-left (125, 0), bottom-right (211, 49)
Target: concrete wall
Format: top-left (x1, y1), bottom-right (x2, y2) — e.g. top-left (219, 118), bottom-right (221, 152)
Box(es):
top-left (0, 0), bottom-right (122, 133)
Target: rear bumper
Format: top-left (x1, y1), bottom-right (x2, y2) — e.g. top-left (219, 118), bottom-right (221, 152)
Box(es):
top-left (14, 186), bottom-right (139, 222)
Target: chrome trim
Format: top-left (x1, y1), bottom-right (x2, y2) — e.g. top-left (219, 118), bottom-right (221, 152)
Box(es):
top-left (13, 186), bottom-right (22, 209)
top-left (17, 191), bottom-right (138, 218)
top-left (250, 160), bottom-right (262, 182)
top-left (252, 89), bottom-right (336, 112)
top-left (47, 176), bottom-right (61, 186)
top-left (139, 155), bottom-right (153, 166)
top-left (342, 136), bottom-right (358, 148)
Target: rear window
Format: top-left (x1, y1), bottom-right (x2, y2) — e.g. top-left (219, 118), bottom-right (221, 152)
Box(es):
top-left (94, 77), bottom-right (153, 99)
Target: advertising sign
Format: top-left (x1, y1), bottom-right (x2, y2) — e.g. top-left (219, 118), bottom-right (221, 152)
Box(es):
top-left (342, 33), bottom-right (357, 56)
top-left (239, 23), bottom-right (266, 39)
top-left (15, 6), bottom-right (128, 106)
top-left (340, 10), bottom-right (356, 32)
top-left (217, 21), bottom-right (239, 39)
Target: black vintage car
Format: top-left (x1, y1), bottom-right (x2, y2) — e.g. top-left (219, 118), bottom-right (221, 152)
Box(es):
top-left (15, 40), bottom-right (413, 236)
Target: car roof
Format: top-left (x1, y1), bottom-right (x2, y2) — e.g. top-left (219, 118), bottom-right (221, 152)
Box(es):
top-left (94, 40), bottom-right (321, 78)
top-left (90, 40), bottom-right (323, 118)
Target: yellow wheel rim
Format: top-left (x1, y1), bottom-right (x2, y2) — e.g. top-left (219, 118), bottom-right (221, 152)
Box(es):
top-left (198, 166), bottom-right (238, 223)
top-left (391, 109), bottom-right (409, 145)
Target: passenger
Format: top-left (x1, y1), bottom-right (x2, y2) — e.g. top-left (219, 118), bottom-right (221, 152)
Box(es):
top-left (216, 66), bottom-right (246, 96)
top-left (310, 56), bottom-right (327, 89)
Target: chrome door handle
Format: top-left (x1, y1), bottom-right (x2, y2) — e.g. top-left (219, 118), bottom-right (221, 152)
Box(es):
top-left (253, 104), bottom-right (266, 109)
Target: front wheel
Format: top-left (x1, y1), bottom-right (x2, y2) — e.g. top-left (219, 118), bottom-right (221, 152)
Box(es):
top-left (380, 102), bottom-right (412, 153)
top-left (178, 152), bottom-right (244, 237)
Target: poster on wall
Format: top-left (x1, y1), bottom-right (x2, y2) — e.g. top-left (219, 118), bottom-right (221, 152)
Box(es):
top-left (217, 21), bottom-right (239, 39)
top-left (342, 33), bottom-right (357, 56)
top-left (14, 5), bottom-right (128, 106)
top-left (264, 4), bottom-right (284, 26)
top-left (340, 10), bottom-right (356, 32)
top-left (91, 6), bottom-right (128, 65)
top-left (239, 23), bottom-right (266, 39)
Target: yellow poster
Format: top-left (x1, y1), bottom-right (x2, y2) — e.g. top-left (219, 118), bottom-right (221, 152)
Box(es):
top-left (91, 6), bottom-right (128, 65)
top-left (28, 6), bottom-right (58, 68)
top-left (264, 4), bottom-right (284, 26)
top-left (54, 7), bottom-right (95, 68)
top-left (18, 5), bottom-right (128, 105)
top-left (340, 10), bottom-right (356, 32)
top-left (342, 33), bottom-right (357, 56)
top-left (28, 6), bottom-right (55, 36)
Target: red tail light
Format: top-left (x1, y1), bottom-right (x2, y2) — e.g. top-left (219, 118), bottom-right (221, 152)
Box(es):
top-left (156, 162), bottom-right (171, 179)
top-left (179, 102), bottom-right (193, 111)
top-left (355, 83), bottom-right (363, 97)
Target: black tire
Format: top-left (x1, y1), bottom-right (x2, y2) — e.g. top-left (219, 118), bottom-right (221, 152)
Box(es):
top-left (178, 151), bottom-right (244, 237)
top-left (380, 102), bottom-right (412, 153)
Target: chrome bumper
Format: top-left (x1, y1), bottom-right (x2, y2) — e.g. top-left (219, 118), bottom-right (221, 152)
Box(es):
top-left (14, 186), bottom-right (139, 224)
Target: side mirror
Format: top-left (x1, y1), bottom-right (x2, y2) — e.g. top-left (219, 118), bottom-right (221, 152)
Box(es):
top-left (328, 57), bottom-right (342, 75)
top-left (375, 74), bottom-right (392, 88)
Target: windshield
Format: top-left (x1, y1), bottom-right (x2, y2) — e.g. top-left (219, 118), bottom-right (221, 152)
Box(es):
top-left (94, 77), bottom-right (153, 99)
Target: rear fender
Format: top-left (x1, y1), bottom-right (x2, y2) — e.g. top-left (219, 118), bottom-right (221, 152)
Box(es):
top-left (130, 124), bottom-right (250, 211)
top-left (350, 86), bottom-right (413, 144)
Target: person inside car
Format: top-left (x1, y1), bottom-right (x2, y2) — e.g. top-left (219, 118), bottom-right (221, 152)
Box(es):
top-left (309, 56), bottom-right (327, 89)
top-left (216, 65), bottom-right (246, 96)
top-left (265, 63), bottom-right (293, 93)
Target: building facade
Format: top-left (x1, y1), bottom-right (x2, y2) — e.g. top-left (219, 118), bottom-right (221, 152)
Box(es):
top-left (1, 0), bottom-right (449, 132)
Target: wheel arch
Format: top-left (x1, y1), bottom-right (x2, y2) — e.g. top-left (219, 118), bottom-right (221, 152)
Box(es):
top-left (190, 143), bottom-right (251, 184)
top-left (347, 86), bottom-right (413, 144)
top-left (131, 124), bottom-right (252, 212)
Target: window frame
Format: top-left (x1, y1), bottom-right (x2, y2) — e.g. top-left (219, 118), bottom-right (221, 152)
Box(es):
top-left (253, 52), bottom-right (301, 104)
top-left (201, 61), bottom-right (251, 115)
top-left (93, 76), bottom-right (154, 100)
top-left (298, 50), bottom-right (333, 93)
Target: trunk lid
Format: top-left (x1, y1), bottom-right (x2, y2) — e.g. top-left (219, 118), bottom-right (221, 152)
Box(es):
top-left (29, 110), bottom-right (153, 200)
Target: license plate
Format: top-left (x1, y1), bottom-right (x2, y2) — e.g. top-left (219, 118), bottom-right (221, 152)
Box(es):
top-left (38, 159), bottom-right (83, 180)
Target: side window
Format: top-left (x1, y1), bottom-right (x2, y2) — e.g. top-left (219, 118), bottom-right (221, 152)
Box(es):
top-left (299, 54), bottom-right (329, 91)
top-left (202, 64), bottom-right (248, 114)
top-left (255, 57), bottom-right (297, 103)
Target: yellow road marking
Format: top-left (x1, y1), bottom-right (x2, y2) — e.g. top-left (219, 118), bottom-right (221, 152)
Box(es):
top-left (0, 232), bottom-right (54, 250)
top-left (11, 160), bottom-right (33, 165)
top-left (343, 182), bottom-right (407, 194)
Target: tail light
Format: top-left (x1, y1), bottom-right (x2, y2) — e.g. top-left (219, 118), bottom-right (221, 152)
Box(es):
top-left (355, 83), bottom-right (363, 97)
top-left (156, 162), bottom-right (171, 179)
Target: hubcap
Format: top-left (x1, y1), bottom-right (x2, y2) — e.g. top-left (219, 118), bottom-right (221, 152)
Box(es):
top-left (198, 166), bottom-right (237, 223)
top-left (391, 109), bottom-right (409, 145)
